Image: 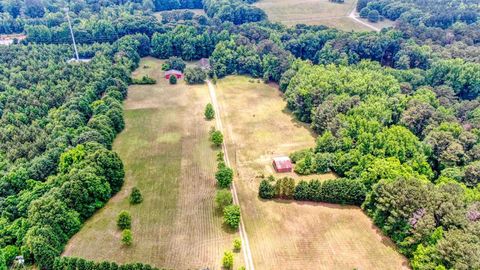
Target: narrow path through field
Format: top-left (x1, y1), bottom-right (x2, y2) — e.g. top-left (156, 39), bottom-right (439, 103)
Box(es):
top-left (348, 0), bottom-right (381, 32)
top-left (207, 80), bottom-right (255, 270)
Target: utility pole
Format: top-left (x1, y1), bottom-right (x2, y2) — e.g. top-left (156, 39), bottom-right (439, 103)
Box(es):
top-left (64, 7), bottom-right (79, 61)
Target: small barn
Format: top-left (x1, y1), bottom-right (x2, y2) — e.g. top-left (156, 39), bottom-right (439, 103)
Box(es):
top-left (272, 156), bottom-right (293, 173)
top-left (198, 58), bottom-right (211, 70)
top-left (165, 69), bottom-right (183, 79)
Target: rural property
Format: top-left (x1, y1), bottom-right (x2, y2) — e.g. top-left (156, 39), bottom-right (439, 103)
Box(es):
top-left (3, 1), bottom-right (478, 270)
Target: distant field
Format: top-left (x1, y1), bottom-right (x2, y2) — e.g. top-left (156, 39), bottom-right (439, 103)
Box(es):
top-left (215, 76), bottom-right (409, 270)
top-left (154, 8), bottom-right (205, 21)
top-left (63, 58), bottom-right (243, 269)
top-left (255, 0), bottom-right (394, 31)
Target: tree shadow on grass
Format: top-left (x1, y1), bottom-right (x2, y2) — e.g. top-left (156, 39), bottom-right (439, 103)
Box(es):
top-left (221, 222), bottom-right (238, 235)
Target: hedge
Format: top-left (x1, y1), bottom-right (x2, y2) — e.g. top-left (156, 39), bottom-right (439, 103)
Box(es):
top-left (260, 177), bottom-right (366, 205)
top-left (53, 257), bottom-right (169, 270)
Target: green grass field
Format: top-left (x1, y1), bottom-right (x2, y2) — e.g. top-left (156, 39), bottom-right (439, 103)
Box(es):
top-left (63, 58), bottom-right (243, 269)
top-left (215, 76), bottom-right (410, 270)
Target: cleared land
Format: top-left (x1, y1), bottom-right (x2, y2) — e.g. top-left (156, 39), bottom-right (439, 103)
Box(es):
top-left (154, 9), bottom-right (205, 21)
top-left (255, 0), bottom-right (394, 31)
top-left (63, 58), bottom-right (243, 269)
top-left (215, 76), bottom-right (410, 270)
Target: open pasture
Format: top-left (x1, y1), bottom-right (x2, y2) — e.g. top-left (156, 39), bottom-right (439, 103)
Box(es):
top-left (255, 0), bottom-right (394, 31)
top-left (215, 76), bottom-right (410, 270)
top-left (63, 58), bottom-right (242, 269)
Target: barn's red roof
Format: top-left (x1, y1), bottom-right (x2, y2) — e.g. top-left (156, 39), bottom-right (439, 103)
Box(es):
top-left (165, 69), bottom-right (183, 76)
top-left (272, 156), bottom-right (292, 172)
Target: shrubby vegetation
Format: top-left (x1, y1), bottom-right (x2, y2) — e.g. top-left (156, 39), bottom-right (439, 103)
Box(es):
top-left (121, 229), bottom-right (133, 246)
top-left (221, 251), bottom-right (234, 269)
top-left (129, 187), bottom-right (143, 205)
top-left (131, 76), bottom-right (156, 85)
top-left (117, 211), bottom-right (132, 230)
top-left (233, 238), bottom-right (241, 252)
top-left (210, 129), bottom-right (224, 147)
top-left (223, 205), bottom-right (241, 229)
top-left (259, 176), bottom-right (366, 205)
top-left (204, 103), bottom-right (215, 120)
top-left (184, 66), bottom-right (206, 84)
top-left (215, 189), bottom-right (233, 210)
top-left (53, 257), bottom-right (164, 270)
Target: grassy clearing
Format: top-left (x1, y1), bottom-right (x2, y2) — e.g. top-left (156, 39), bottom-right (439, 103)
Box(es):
top-left (215, 76), bottom-right (410, 270)
top-left (255, 0), bottom-right (394, 31)
top-left (63, 58), bottom-right (242, 269)
top-left (154, 9), bottom-right (205, 21)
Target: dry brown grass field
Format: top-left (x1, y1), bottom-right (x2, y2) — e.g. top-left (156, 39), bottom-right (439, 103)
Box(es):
top-left (215, 76), bottom-right (410, 270)
top-left (63, 58), bottom-right (243, 269)
top-left (255, 0), bottom-right (394, 31)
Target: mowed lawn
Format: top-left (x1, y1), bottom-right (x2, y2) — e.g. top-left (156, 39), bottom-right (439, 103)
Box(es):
top-left (63, 58), bottom-right (242, 269)
top-left (255, 0), bottom-right (394, 31)
top-left (215, 76), bottom-right (410, 270)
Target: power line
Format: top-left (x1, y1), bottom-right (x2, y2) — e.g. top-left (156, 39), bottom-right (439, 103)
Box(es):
top-left (64, 7), bottom-right (80, 61)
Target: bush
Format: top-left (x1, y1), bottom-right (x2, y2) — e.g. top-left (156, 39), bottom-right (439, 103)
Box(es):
top-left (129, 187), bottom-right (143, 205)
top-left (210, 130), bottom-right (223, 146)
top-left (164, 57), bottom-right (186, 71)
top-left (204, 103), bottom-right (215, 120)
top-left (169, 75), bottom-right (177, 84)
top-left (222, 251), bottom-right (234, 269)
top-left (0, 249), bottom-right (6, 270)
top-left (233, 238), bottom-right (242, 252)
top-left (359, 7), bottom-right (370, 18)
top-left (223, 205), bottom-right (241, 229)
top-left (121, 229), bottom-right (133, 246)
top-left (314, 152), bottom-right (333, 173)
top-left (368, 9), bottom-right (380, 22)
top-left (117, 210), bottom-right (132, 230)
top-left (289, 149), bottom-right (313, 163)
top-left (216, 166), bottom-right (234, 188)
top-left (217, 151), bottom-right (224, 162)
top-left (131, 75), bottom-right (156, 85)
top-left (184, 66), bottom-right (207, 84)
top-left (215, 189), bottom-right (233, 210)
top-left (265, 177), bottom-right (366, 205)
top-left (321, 178), bottom-right (366, 205)
top-left (2, 245), bottom-right (18, 267)
top-left (258, 179), bottom-right (275, 199)
top-left (274, 177), bottom-right (295, 199)
top-left (294, 180), bottom-right (310, 201)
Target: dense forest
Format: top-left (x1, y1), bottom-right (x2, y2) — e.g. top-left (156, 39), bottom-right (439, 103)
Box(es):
top-left (0, 0), bottom-right (479, 269)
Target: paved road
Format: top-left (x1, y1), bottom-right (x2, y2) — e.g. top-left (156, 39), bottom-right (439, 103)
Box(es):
top-left (206, 80), bottom-right (255, 270)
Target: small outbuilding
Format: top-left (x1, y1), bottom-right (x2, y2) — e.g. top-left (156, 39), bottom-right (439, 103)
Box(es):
top-left (198, 58), bottom-right (211, 71)
top-left (165, 69), bottom-right (183, 79)
top-left (272, 156), bottom-right (293, 173)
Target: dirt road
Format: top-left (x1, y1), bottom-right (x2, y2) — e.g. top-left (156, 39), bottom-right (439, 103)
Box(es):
top-left (207, 80), bottom-right (255, 270)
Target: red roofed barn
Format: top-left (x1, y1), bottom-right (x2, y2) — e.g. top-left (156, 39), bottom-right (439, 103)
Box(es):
top-left (272, 156), bottom-right (293, 173)
top-left (165, 69), bottom-right (183, 79)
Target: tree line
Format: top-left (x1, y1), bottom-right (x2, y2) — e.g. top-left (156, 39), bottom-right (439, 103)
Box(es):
top-left (53, 257), bottom-right (169, 270)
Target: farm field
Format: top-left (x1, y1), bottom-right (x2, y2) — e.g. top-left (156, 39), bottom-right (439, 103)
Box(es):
top-left (63, 58), bottom-right (242, 269)
top-left (214, 76), bottom-right (410, 270)
top-left (255, 0), bottom-right (394, 31)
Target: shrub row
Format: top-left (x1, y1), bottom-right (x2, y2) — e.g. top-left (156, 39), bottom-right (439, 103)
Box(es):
top-left (53, 257), bottom-right (168, 270)
top-left (259, 176), bottom-right (366, 205)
